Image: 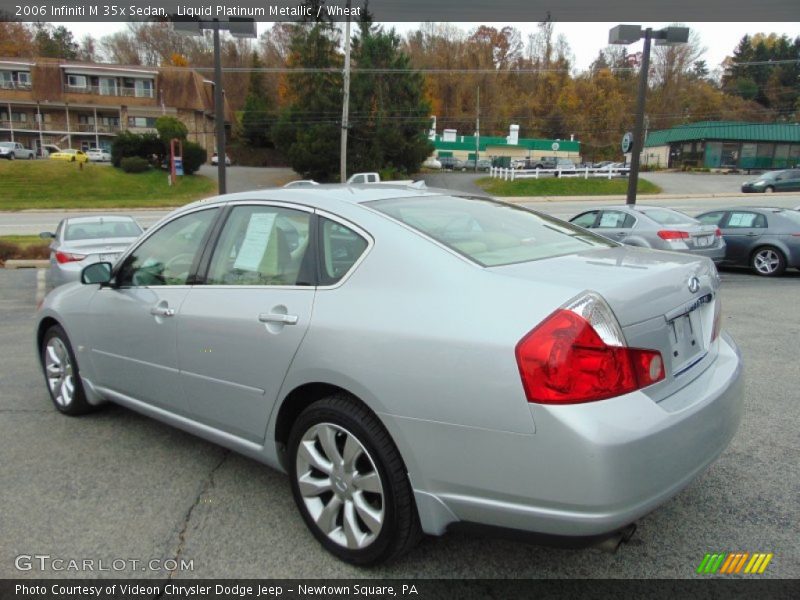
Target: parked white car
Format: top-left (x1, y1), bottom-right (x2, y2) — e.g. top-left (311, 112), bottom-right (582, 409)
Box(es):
top-left (86, 148), bottom-right (111, 162)
top-left (422, 157), bottom-right (442, 169)
top-left (0, 141), bottom-right (35, 160)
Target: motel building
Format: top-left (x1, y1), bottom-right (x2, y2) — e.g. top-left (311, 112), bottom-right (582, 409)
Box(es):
top-left (0, 57), bottom-right (232, 156)
top-left (628, 121), bottom-right (800, 171)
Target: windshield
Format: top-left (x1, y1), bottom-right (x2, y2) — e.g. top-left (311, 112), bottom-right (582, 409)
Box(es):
top-left (640, 208), bottom-right (697, 226)
top-left (65, 219), bottom-right (142, 241)
top-left (368, 195), bottom-right (615, 267)
top-left (0, 142), bottom-right (14, 149)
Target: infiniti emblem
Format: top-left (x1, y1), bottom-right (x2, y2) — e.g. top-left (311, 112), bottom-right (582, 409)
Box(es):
top-left (688, 276), bottom-right (700, 294)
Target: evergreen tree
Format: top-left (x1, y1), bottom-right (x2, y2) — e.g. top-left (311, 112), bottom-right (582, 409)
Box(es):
top-left (241, 51), bottom-right (273, 148)
top-left (348, 20), bottom-right (434, 176)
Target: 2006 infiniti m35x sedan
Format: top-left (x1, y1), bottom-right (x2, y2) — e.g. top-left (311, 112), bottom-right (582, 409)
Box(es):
top-left (36, 187), bottom-right (743, 565)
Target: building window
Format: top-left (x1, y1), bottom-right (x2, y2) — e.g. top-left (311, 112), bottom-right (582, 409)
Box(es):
top-left (134, 79), bottom-right (154, 98)
top-left (99, 77), bottom-right (117, 96)
top-left (100, 116), bottom-right (119, 127)
top-left (127, 116), bottom-right (157, 128)
top-left (16, 72), bottom-right (31, 87)
top-left (78, 115), bottom-right (95, 125)
top-left (67, 74), bottom-right (87, 89)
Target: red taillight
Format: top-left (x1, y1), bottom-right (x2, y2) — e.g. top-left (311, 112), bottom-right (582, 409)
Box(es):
top-left (516, 308), bottom-right (665, 405)
top-left (657, 230), bottom-right (689, 240)
top-left (715, 228), bottom-right (722, 237)
top-left (55, 251), bottom-right (86, 264)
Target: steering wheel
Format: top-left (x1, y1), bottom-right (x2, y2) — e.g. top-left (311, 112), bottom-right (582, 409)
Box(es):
top-left (162, 253), bottom-right (195, 283)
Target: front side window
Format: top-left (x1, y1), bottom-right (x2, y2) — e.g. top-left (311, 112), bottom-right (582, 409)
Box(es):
top-left (319, 218), bottom-right (369, 285)
top-left (369, 195), bottom-right (614, 267)
top-left (206, 205), bottom-right (313, 286)
top-left (697, 212), bottom-right (726, 226)
top-left (597, 211), bottom-right (633, 229)
top-left (571, 211), bottom-right (598, 228)
top-left (116, 209), bottom-right (217, 287)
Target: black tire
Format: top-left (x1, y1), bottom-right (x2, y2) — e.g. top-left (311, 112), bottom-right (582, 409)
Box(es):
top-left (28, 153), bottom-right (34, 160)
top-left (750, 246), bottom-right (786, 277)
top-left (764, 185), bottom-right (775, 193)
top-left (287, 394), bottom-right (421, 565)
top-left (70, 156), bottom-right (76, 162)
top-left (40, 325), bottom-right (95, 416)
top-left (9, 152), bottom-right (15, 161)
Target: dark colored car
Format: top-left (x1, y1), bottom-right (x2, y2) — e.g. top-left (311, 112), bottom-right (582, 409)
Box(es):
top-left (696, 207), bottom-right (800, 276)
top-left (439, 157), bottom-right (464, 171)
top-left (741, 169), bottom-right (800, 193)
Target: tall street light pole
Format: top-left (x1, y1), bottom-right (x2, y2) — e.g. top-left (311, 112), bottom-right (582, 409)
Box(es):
top-left (172, 17), bottom-right (257, 195)
top-left (340, 1), bottom-right (352, 183)
top-left (609, 24), bottom-right (689, 205)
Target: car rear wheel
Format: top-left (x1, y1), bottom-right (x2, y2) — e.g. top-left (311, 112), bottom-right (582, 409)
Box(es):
top-left (41, 325), bottom-right (95, 415)
top-left (751, 246), bottom-right (786, 277)
top-left (28, 153), bottom-right (33, 160)
top-left (764, 186), bottom-right (774, 193)
top-left (287, 394), bottom-right (421, 565)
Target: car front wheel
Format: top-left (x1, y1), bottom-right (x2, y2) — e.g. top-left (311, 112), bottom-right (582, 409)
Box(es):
top-left (41, 325), bottom-right (95, 415)
top-left (751, 246), bottom-right (786, 276)
top-left (288, 394), bottom-right (421, 565)
top-left (8, 152), bottom-right (15, 161)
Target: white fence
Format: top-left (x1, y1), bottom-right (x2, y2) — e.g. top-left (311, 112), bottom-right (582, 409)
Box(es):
top-left (489, 166), bottom-right (630, 181)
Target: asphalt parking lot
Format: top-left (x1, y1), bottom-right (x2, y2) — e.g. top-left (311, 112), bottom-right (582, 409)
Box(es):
top-left (0, 267), bottom-right (798, 580)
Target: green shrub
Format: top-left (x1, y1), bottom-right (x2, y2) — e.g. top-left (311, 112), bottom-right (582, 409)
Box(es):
top-left (120, 157), bottom-right (150, 173)
top-left (181, 142), bottom-right (207, 175)
top-left (112, 131), bottom-right (163, 167)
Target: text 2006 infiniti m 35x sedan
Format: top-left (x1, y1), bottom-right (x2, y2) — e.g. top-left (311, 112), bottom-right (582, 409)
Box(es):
top-left (36, 186), bottom-right (743, 565)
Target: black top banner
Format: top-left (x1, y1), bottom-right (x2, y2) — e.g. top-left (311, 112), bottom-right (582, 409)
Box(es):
top-left (1, 0), bottom-right (799, 23)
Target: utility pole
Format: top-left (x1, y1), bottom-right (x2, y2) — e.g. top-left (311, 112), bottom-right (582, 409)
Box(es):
top-left (475, 86), bottom-right (480, 173)
top-left (212, 20), bottom-right (227, 194)
top-left (340, 1), bottom-right (352, 183)
top-left (625, 28), bottom-right (651, 205)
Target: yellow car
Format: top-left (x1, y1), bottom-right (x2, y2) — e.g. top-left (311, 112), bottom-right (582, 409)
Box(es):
top-left (49, 149), bottom-right (89, 163)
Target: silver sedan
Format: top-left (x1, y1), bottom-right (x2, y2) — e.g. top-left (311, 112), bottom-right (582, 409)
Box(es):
top-left (570, 205), bottom-right (726, 263)
top-left (41, 216), bottom-right (143, 289)
top-left (35, 188), bottom-right (743, 565)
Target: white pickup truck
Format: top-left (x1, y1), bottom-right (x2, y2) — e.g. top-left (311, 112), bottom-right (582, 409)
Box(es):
top-left (346, 172), bottom-right (415, 185)
top-left (0, 141), bottom-right (36, 160)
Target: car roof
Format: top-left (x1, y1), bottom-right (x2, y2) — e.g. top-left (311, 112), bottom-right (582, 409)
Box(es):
top-left (179, 184), bottom-right (443, 214)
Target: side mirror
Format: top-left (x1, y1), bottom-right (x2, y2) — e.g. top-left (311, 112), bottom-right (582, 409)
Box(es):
top-left (39, 231), bottom-right (55, 239)
top-left (81, 262), bottom-right (113, 285)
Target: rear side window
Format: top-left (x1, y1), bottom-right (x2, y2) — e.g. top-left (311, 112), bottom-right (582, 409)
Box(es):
top-left (369, 195), bottom-right (614, 267)
top-left (319, 218), bottom-right (369, 285)
top-left (726, 212), bottom-right (767, 228)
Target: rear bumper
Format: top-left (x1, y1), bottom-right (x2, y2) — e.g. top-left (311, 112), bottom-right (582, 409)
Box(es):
top-left (399, 333), bottom-right (743, 537)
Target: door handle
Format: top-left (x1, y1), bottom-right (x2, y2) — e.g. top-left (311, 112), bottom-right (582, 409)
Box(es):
top-left (150, 305), bottom-right (175, 317)
top-left (746, 232), bottom-right (758, 237)
top-left (259, 313), bottom-right (298, 325)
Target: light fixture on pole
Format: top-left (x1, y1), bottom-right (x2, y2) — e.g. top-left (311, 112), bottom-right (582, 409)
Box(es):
top-left (609, 24), bottom-right (689, 205)
top-left (172, 17), bottom-right (256, 195)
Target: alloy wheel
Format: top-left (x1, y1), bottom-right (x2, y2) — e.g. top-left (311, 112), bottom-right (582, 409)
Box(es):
top-left (44, 337), bottom-right (74, 408)
top-left (295, 422), bottom-right (385, 550)
top-left (753, 249), bottom-right (781, 274)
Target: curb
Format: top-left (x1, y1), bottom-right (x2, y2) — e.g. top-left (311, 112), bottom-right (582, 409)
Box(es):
top-left (3, 259), bottom-right (49, 269)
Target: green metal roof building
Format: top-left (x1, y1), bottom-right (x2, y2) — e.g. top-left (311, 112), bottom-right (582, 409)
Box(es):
top-left (432, 132), bottom-right (581, 164)
top-left (642, 121), bottom-right (800, 170)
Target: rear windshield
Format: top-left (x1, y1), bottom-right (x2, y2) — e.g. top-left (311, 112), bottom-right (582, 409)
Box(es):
top-left (368, 195), bottom-right (615, 267)
top-left (65, 220), bottom-right (142, 241)
top-left (640, 208), bottom-right (697, 226)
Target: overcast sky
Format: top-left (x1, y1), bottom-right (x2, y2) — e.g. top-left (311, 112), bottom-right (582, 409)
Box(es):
top-left (56, 21), bottom-right (800, 72)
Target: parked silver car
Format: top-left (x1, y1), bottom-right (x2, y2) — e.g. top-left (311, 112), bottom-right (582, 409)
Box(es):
top-left (570, 205), bottom-right (726, 263)
top-left (36, 188), bottom-right (742, 565)
top-left (0, 141), bottom-right (35, 160)
top-left (41, 216), bottom-right (143, 289)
